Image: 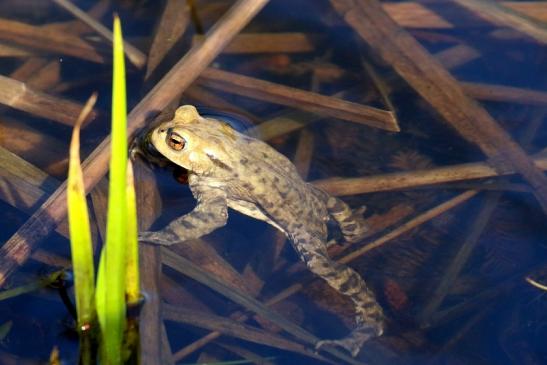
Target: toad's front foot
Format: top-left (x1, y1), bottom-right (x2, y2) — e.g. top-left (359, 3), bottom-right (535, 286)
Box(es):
top-left (315, 325), bottom-right (379, 357)
top-left (139, 231), bottom-right (179, 246)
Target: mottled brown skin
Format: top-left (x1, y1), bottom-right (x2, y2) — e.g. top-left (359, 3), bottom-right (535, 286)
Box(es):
top-left (139, 105), bottom-right (385, 356)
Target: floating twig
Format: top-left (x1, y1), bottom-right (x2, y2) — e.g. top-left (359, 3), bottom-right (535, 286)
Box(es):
top-left (198, 67), bottom-right (400, 131)
top-left (163, 304), bottom-right (319, 359)
top-left (193, 32), bottom-right (317, 54)
top-left (382, 2), bottom-right (454, 29)
top-left (145, 0), bottom-right (190, 79)
top-left (525, 277), bottom-right (547, 291)
top-left (461, 82), bottom-right (547, 106)
top-left (51, 0), bottom-right (146, 68)
top-left (0, 17), bottom-right (106, 63)
top-left (313, 154), bottom-right (547, 196)
top-left (453, 0), bottom-right (547, 44)
top-left (435, 44), bottom-right (481, 69)
top-left (0, 75), bottom-right (97, 126)
top-left (0, 116), bottom-right (67, 177)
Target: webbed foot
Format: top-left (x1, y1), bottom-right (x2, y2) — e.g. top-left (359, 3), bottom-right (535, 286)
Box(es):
top-left (316, 337), bottom-right (363, 357)
top-left (315, 324), bottom-right (379, 357)
top-left (139, 231), bottom-right (179, 246)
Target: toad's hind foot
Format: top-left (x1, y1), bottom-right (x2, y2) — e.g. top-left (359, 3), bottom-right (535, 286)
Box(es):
top-left (139, 230), bottom-right (180, 246)
top-left (326, 197), bottom-right (369, 243)
top-left (315, 325), bottom-right (379, 357)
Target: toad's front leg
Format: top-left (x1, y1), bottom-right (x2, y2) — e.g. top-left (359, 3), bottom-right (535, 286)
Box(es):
top-left (139, 191), bottom-right (228, 246)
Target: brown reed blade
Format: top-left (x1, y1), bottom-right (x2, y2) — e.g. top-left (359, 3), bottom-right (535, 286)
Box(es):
top-left (51, 0), bottom-right (147, 68)
top-left (382, 2), bottom-right (454, 29)
top-left (145, 0), bottom-right (190, 79)
top-left (461, 82), bottom-right (547, 106)
top-left (313, 154), bottom-right (547, 196)
top-left (163, 305), bottom-right (320, 359)
top-left (0, 75), bottom-right (97, 126)
top-left (0, 17), bottom-right (106, 63)
top-left (454, 0), bottom-right (547, 43)
top-left (193, 32), bottom-right (317, 54)
top-left (199, 68), bottom-right (399, 131)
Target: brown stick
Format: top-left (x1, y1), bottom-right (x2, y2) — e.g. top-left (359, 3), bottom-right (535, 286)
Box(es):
top-left (24, 61), bottom-right (62, 90)
top-left (434, 44), bottom-right (481, 69)
top-left (51, 0), bottom-right (147, 68)
top-left (329, 0), bottom-right (547, 212)
top-left (193, 32), bottom-right (317, 53)
top-left (0, 75), bottom-right (97, 126)
top-left (140, 244), bottom-right (163, 364)
top-left (505, 2), bottom-right (547, 22)
top-left (9, 58), bottom-right (49, 81)
top-left (43, 0), bottom-right (110, 35)
top-left (0, 147), bottom-right (68, 239)
top-left (0, 17), bottom-right (106, 63)
top-left (163, 304), bottom-right (320, 359)
top-left (382, 2), bottom-right (454, 29)
top-left (453, 0), bottom-right (547, 44)
top-left (0, 0), bottom-right (270, 287)
top-left (198, 67), bottom-right (399, 131)
top-left (0, 43), bottom-right (34, 57)
top-left (134, 157), bottom-right (165, 363)
top-left (380, 2), bottom-right (547, 28)
top-left (145, 0), bottom-right (190, 79)
top-left (184, 85), bottom-right (259, 122)
top-left (169, 238), bottom-right (259, 296)
top-left (425, 43), bottom-right (547, 107)
top-left (0, 116), bottom-right (68, 176)
top-left (313, 154), bottom-right (547, 196)
top-left (462, 82), bottom-right (547, 106)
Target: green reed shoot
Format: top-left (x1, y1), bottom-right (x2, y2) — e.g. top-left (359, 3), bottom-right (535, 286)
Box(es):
top-left (125, 160), bottom-right (140, 305)
top-left (95, 14), bottom-right (136, 364)
top-left (67, 93), bottom-right (98, 331)
top-left (67, 15), bottom-right (139, 364)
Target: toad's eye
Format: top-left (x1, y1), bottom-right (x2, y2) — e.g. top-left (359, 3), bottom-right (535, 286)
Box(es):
top-left (166, 131), bottom-right (186, 151)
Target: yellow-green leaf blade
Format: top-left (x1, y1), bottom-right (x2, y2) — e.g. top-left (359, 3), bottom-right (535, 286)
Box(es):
top-left (67, 93), bottom-right (97, 329)
top-left (125, 160), bottom-right (140, 305)
top-left (96, 15), bottom-right (128, 364)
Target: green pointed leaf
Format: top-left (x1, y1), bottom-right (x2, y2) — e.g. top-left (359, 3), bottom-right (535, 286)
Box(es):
top-left (96, 15), bottom-right (128, 364)
top-left (125, 160), bottom-right (140, 305)
top-left (67, 93), bottom-right (98, 330)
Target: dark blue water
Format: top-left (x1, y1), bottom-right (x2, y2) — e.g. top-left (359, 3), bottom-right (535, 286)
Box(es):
top-left (0, 1), bottom-right (546, 364)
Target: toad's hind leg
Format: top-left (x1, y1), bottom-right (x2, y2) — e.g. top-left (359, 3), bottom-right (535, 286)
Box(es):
top-left (292, 234), bottom-right (384, 356)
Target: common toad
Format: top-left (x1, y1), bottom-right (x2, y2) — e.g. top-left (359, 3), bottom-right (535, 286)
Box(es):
top-left (138, 105), bottom-right (385, 356)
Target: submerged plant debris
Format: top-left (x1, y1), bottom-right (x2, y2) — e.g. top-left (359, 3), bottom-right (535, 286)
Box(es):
top-left (0, 0), bottom-right (546, 364)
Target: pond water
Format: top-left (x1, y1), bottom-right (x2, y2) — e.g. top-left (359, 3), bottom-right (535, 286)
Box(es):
top-left (0, 0), bottom-right (546, 364)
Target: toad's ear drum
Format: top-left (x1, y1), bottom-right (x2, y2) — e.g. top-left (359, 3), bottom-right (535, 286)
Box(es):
top-left (175, 105), bottom-right (200, 123)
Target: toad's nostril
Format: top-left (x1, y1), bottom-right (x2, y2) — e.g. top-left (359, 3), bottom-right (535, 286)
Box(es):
top-left (159, 129), bottom-right (165, 133)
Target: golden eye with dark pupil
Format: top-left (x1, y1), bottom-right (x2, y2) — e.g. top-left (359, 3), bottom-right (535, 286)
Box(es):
top-left (166, 132), bottom-right (185, 151)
